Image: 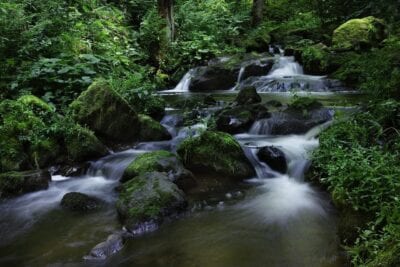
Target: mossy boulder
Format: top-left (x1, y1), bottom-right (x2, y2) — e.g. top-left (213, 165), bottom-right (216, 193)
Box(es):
top-left (0, 170), bottom-right (51, 198)
top-left (69, 80), bottom-right (140, 143)
top-left (177, 131), bottom-right (255, 179)
top-left (189, 65), bottom-right (239, 91)
top-left (332, 16), bottom-right (387, 51)
top-left (138, 115), bottom-right (171, 142)
top-left (64, 124), bottom-right (108, 162)
top-left (116, 171), bottom-right (187, 234)
top-left (121, 150), bottom-right (195, 190)
top-left (61, 192), bottom-right (103, 212)
top-left (235, 86), bottom-right (261, 105)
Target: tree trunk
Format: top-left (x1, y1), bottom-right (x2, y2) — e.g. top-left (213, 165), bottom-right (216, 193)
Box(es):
top-left (251, 0), bottom-right (264, 26)
top-left (157, 0), bottom-right (175, 42)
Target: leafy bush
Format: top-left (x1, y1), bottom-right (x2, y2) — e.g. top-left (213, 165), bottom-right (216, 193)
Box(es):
top-left (312, 100), bottom-right (400, 265)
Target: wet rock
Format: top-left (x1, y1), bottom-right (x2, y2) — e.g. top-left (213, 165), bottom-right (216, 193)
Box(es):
top-left (252, 108), bottom-right (333, 135)
top-left (84, 231), bottom-right (129, 260)
top-left (257, 146), bottom-right (287, 173)
top-left (116, 172), bottom-right (187, 234)
top-left (69, 80), bottom-right (140, 143)
top-left (121, 150), bottom-right (196, 191)
top-left (241, 58), bottom-right (274, 80)
top-left (0, 170), bottom-right (51, 198)
top-left (235, 86), bottom-right (261, 105)
top-left (177, 131), bottom-right (255, 179)
top-left (215, 104), bottom-right (270, 134)
top-left (61, 192), bottom-right (102, 212)
top-left (189, 65), bottom-right (239, 91)
top-left (138, 115), bottom-right (171, 142)
top-left (332, 16), bottom-right (387, 51)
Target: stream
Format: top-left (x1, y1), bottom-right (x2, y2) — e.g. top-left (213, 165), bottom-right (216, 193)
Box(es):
top-left (0, 53), bottom-right (357, 266)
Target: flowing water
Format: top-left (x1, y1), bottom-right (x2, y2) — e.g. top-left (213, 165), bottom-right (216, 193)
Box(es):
top-left (0, 53), bottom-right (356, 266)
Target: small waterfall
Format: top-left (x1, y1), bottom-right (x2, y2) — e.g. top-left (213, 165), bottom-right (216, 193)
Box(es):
top-left (237, 66), bottom-right (245, 84)
top-left (249, 118), bottom-right (272, 135)
top-left (167, 69), bottom-right (193, 92)
top-left (268, 56), bottom-right (304, 77)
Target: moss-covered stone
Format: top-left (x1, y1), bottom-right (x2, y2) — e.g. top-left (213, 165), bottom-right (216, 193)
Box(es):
top-left (64, 124), bottom-right (108, 162)
top-left (138, 115), bottom-right (171, 142)
top-left (69, 80), bottom-right (140, 143)
top-left (122, 150), bottom-right (195, 190)
top-left (0, 170), bottom-right (51, 198)
top-left (177, 131), bottom-right (255, 179)
top-left (332, 16), bottom-right (387, 51)
top-left (61, 192), bottom-right (102, 212)
top-left (116, 172), bottom-right (187, 233)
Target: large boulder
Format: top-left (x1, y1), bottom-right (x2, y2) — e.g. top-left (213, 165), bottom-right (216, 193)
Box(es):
top-left (138, 115), bottom-right (171, 142)
top-left (332, 16), bottom-right (387, 51)
top-left (235, 86), bottom-right (261, 105)
top-left (61, 192), bottom-right (102, 212)
top-left (257, 146), bottom-right (287, 173)
top-left (121, 150), bottom-right (195, 190)
top-left (0, 170), bottom-right (51, 198)
top-left (116, 172), bottom-right (187, 234)
top-left (177, 131), bottom-right (255, 179)
top-left (69, 80), bottom-right (140, 143)
top-left (216, 104), bottom-right (270, 134)
top-left (189, 65), bottom-right (239, 91)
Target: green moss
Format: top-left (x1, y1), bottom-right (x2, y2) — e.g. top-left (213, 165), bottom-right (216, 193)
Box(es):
top-left (300, 44), bottom-right (330, 74)
top-left (69, 79), bottom-right (139, 142)
top-left (116, 172), bottom-right (186, 229)
top-left (64, 124), bottom-right (108, 162)
top-left (177, 131), bottom-right (254, 178)
top-left (17, 95), bottom-right (54, 113)
top-left (122, 150), bottom-right (175, 181)
top-left (138, 114), bottom-right (171, 141)
top-left (332, 16), bottom-right (387, 50)
top-left (288, 96), bottom-right (323, 115)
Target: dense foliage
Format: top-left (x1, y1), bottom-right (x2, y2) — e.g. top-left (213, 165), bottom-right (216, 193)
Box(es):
top-left (1, 0), bottom-right (400, 265)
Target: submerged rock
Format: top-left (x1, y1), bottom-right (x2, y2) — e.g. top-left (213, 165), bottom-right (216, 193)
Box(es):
top-left (69, 80), bottom-right (140, 143)
top-left (332, 16), bottom-right (387, 51)
top-left (257, 146), bottom-right (287, 173)
top-left (177, 131), bottom-right (255, 179)
top-left (0, 170), bottom-right (51, 198)
top-left (235, 86), bottom-right (261, 105)
top-left (84, 231), bottom-right (129, 260)
top-left (116, 172), bottom-right (187, 234)
top-left (61, 192), bottom-right (102, 212)
top-left (121, 150), bottom-right (195, 190)
top-left (138, 115), bottom-right (171, 142)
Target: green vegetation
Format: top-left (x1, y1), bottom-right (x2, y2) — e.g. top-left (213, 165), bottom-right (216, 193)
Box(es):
top-left (312, 100), bottom-right (400, 266)
top-left (1, 0), bottom-right (400, 264)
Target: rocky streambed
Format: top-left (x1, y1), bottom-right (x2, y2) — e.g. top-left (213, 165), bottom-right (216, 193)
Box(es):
top-left (0, 52), bottom-right (361, 266)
